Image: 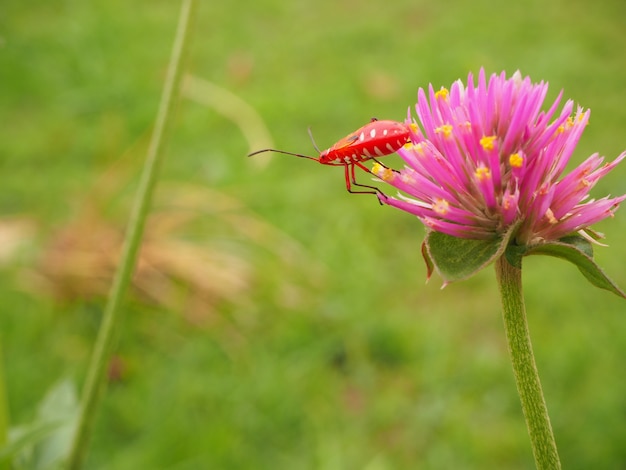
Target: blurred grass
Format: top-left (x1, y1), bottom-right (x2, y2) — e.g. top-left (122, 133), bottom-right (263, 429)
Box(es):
top-left (1, 0), bottom-right (626, 468)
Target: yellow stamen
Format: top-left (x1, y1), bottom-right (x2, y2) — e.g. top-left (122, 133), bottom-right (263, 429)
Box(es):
top-left (435, 87), bottom-right (449, 100)
top-left (509, 152), bottom-right (523, 168)
top-left (409, 122), bottom-right (419, 133)
top-left (372, 163), bottom-right (394, 182)
top-left (556, 116), bottom-right (575, 134)
top-left (475, 166), bottom-right (491, 181)
top-left (413, 142), bottom-right (426, 155)
top-left (432, 198), bottom-right (449, 215)
top-left (545, 208), bottom-right (558, 224)
top-left (435, 124), bottom-right (453, 138)
top-left (480, 135), bottom-right (496, 151)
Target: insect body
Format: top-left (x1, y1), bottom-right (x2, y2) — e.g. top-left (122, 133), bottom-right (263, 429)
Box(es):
top-left (248, 118), bottom-right (412, 194)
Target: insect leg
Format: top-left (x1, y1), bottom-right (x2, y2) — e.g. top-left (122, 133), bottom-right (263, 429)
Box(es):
top-left (342, 163), bottom-right (353, 192)
top-left (345, 163), bottom-right (387, 202)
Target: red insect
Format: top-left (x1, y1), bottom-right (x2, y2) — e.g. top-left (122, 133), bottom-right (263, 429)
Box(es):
top-left (248, 118), bottom-right (412, 195)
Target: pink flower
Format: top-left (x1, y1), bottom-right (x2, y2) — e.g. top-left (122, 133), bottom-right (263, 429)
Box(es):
top-left (373, 69), bottom-right (626, 244)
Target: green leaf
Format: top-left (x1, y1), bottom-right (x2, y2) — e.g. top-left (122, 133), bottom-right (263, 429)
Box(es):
top-left (0, 421), bottom-right (63, 466)
top-left (503, 243), bottom-right (526, 269)
top-left (424, 224), bottom-right (518, 284)
top-left (32, 379), bottom-right (79, 470)
top-left (513, 235), bottom-right (626, 299)
top-left (0, 379), bottom-right (79, 470)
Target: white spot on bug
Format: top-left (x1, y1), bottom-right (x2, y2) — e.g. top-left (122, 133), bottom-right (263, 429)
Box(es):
top-left (383, 129), bottom-right (388, 136)
top-left (362, 148), bottom-right (372, 158)
top-left (344, 156), bottom-right (352, 163)
top-left (359, 132), bottom-right (365, 142)
top-left (386, 143), bottom-right (394, 152)
top-left (374, 146), bottom-right (384, 156)
top-left (370, 128), bottom-right (376, 138)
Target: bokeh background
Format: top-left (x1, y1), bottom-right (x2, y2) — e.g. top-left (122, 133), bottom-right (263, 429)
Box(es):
top-left (2, 0), bottom-right (626, 468)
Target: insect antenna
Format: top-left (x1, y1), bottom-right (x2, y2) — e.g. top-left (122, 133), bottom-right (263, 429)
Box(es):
top-left (307, 127), bottom-right (321, 154)
top-left (247, 148), bottom-right (318, 161)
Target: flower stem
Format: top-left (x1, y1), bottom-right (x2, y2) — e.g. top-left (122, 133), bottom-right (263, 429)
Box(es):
top-left (495, 256), bottom-right (561, 469)
top-left (65, 1), bottom-right (196, 468)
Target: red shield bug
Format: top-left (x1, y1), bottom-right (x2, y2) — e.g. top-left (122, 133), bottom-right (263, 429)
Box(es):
top-left (248, 118), bottom-right (413, 195)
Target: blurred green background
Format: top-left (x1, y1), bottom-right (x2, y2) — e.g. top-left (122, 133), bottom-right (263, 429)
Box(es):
top-left (2, 0), bottom-right (626, 468)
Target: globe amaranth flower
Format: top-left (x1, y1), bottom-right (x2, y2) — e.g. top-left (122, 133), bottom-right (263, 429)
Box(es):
top-left (373, 69), bottom-right (626, 245)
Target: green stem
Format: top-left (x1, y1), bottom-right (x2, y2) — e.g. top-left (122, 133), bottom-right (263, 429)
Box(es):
top-left (0, 339), bottom-right (10, 470)
top-left (65, 1), bottom-right (196, 468)
top-left (495, 256), bottom-right (561, 469)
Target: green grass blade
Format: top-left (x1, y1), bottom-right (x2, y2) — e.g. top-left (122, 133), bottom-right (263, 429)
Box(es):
top-left (65, 1), bottom-right (197, 468)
